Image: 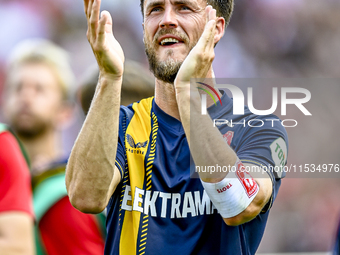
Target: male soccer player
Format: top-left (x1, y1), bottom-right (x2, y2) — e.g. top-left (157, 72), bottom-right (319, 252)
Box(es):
top-left (66, 0), bottom-right (288, 254)
top-left (3, 39), bottom-right (105, 255)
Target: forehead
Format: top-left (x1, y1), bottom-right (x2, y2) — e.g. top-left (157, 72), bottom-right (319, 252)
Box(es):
top-left (144, 0), bottom-right (206, 9)
top-left (7, 63), bottom-right (60, 90)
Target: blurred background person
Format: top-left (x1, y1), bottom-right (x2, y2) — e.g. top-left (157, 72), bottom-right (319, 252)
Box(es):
top-left (1, 39), bottom-right (105, 255)
top-left (77, 59), bottom-right (154, 116)
top-left (0, 123), bottom-right (35, 255)
top-left (3, 39), bottom-right (75, 174)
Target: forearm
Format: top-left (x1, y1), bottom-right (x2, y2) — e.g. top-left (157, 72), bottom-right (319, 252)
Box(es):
top-left (0, 213), bottom-right (35, 255)
top-left (66, 75), bottom-right (122, 213)
top-left (223, 173), bottom-right (273, 226)
top-left (0, 241), bottom-right (33, 255)
top-left (176, 88), bottom-right (237, 182)
top-left (0, 239), bottom-right (34, 255)
top-left (177, 89), bottom-right (273, 225)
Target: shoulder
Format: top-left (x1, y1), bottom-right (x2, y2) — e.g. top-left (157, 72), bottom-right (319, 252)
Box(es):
top-left (0, 130), bottom-right (32, 215)
top-left (0, 130), bottom-right (16, 147)
top-left (0, 131), bottom-right (29, 174)
top-left (120, 97), bottom-right (154, 117)
top-left (119, 97), bottom-right (155, 126)
top-left (243, 113), bottom-right (288, 141)
top-left (227, 111), bottom-right (289, 179)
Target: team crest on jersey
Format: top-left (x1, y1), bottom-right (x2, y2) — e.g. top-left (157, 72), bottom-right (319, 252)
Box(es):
top-left (223, 131), bottom-right (234, 146)
top-left (126, 134), bottom-right (148, 154)
top-left (127, 134), bottom-right (148, 148)
top-left (235, 161), bottom-right (259, 198)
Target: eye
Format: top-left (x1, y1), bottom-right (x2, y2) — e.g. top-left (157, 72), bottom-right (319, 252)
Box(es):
top-left (179, 5), bottom-right (191, 11)
top-left (150, 7), bottom-right (162, 13)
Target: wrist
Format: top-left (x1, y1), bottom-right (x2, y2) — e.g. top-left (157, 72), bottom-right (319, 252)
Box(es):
top-left (175, 85), bottom-right (200, 102)
top-left (99, 72), bottom-right (123, 84)
top-left (95, 73), bottom-right (123, 98)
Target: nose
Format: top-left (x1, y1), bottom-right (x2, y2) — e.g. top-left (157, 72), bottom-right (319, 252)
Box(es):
top-left (159, 7), bottom-right (178, 29)
top-left (17, 84), bottom-right (35, 104)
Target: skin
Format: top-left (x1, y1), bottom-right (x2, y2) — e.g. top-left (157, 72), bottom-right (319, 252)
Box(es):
top-left (3, 63), bottom-right (72, 174)
top-left (66, 0), bottom-right (273, 226)
top-left (0, 212), bottom-right (35, 255)
top-left (143, 0), bottom-right (205, 83)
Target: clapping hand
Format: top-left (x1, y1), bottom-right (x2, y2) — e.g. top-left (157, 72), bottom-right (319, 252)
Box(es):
top-left (84, 0), bottom-right (125, 80)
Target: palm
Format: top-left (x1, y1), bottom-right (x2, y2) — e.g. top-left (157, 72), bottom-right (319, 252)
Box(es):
top-left (85, 0), bottom-right (125, 78)
top-left (92, 12), bottom-right (125, 77)
top-left (176, 46), bottom-right (206, 84)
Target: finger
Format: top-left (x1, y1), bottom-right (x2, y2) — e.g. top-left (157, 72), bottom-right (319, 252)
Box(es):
top-left (198, 8), bottom-right (216, 50)
top-left (90, 0), bottom-right (101, 40)
top-left (94, 0), bottom-right (101, 21)
top-left (207, 8), bottom-right (217, 48)
top-left (97, 11), bottom-right (108, 44)
top-left (84, 0), bottom-right (89, 16)
top-left (203, 20), bottom-right (216, 50)
top-left (203, 7), bottom-right (216, 47)
top-left (87, 0), bottom-right (94, 20)
top-left (209, 6), bottom-right (216, 22)
top-left (102, 11), bottom-right (113, 35)
top-left (86, 0), bottom-right (94, 41)
top-left (205, 5), bottom-right (212, 24)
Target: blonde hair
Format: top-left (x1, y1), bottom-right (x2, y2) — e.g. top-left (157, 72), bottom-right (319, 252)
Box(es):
top-left (6, 38), bottom-right (75, 101)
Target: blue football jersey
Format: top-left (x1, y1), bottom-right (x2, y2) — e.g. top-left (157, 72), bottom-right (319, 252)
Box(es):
top-left (105, 91), bottom-right (288, 255)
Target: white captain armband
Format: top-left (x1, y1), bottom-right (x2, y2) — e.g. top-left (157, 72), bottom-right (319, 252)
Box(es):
top-left (200, 158), bottom-right (259, 218)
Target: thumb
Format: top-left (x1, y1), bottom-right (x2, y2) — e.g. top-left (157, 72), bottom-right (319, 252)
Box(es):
top-left (100, 10), bottom-right (113, 34)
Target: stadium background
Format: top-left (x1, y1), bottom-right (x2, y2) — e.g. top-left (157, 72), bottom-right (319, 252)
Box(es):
top-left (0, 0), bottom-right (339, 253)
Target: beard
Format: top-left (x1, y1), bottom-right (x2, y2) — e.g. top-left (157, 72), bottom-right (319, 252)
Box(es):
top-left (144, 29), bottom-right (194, 84)
top-left (10, 113), bottom-right (50, 139)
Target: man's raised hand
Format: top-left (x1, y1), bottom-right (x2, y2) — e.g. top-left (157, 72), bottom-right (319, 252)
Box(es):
top-left (174, 6), bottom-right (217, 90)
top-left (84, 0), bottom-right (124, 80)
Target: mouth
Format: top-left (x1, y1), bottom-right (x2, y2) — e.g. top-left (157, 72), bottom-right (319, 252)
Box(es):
top-left (17, 107), bottom-right (33, 117)
top-left (158, 35), bottom-right (184, 47)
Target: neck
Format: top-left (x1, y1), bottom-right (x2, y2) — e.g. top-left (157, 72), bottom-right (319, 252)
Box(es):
top-left (154, 80), bottom-right (180, 120)
top-left (154, 68), bottom-right (220, 120)
top-left (18, 129), bottom-right (63, 174)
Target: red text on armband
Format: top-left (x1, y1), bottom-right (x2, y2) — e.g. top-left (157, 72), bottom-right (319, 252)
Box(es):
top-left (235, 161), bottom-right (259, 198)
top-left (217, 183), bottom-right (233, 193)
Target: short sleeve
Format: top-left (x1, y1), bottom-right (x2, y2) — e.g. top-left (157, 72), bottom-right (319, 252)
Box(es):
top-left (0, 131), bottom-right (34, 216)
top-left (235, 115), bottom-right (289, 212)
top-left (115, 106), bottom-right (134, 180)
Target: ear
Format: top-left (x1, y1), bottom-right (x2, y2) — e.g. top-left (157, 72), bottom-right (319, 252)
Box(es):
top-left (214, 17), bottom-right (225, 45)
top-left (142, 23), bottom-right (145, 43)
